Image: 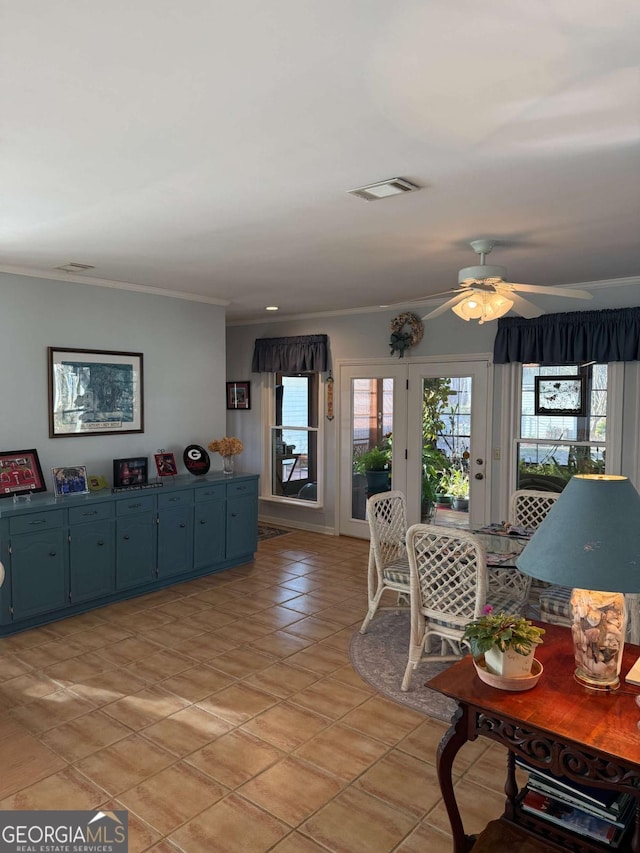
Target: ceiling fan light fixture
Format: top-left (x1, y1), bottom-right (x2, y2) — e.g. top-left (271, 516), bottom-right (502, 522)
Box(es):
top-left (458, 264), bottom-right (507, 285)
top-left (451, 291), bottom-right (513, 324)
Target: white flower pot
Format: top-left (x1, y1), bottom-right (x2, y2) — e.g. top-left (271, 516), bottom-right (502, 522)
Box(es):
top-left (484, 646), bottom-right (535, 678)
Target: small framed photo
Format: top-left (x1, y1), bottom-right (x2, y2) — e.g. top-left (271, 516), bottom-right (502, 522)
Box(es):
top-left (51, 466), bottom-right (89, 497)
top-left (0, 449), bottom-right (47, 498)
top-left (48, 347), bottom-right (144, 438)
top-left (154, 452), bottom-right (178, 477)
top-left (113, 457), bottom-right (148, 488)
top-left (534, 375), bottom-right (587, 416)
top-left (226, 381), bottom-right (251, 410)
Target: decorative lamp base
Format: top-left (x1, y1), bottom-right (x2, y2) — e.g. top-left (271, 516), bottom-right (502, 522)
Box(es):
top-left (570, 588), bottom-right (626, 689)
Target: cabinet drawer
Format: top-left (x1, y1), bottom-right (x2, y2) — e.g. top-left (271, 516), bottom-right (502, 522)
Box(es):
top-left (69, 502), bottom-right (114, 525)
top-left (10, 510), bottom-right (65, 535)
top-left (116, 495), bottom-right (156, 516)
top-left (227, 480), bottom-right (258, 498)
top-left (194, 484), bottom-right (226, 503)
top-left (158, 491), bottom-right (193, 511)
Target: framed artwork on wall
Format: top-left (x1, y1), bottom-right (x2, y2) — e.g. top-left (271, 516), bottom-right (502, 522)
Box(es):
top-left (51, 465), bottom-right (89, 496)
top-left (0, 449), bottom-right (47, 498)
top-left (226, 381), bottom-right (251, 410)
top-left (48, 347), bottom-right (144, 438)
top-left (534, 375), bottom-right (587, 416)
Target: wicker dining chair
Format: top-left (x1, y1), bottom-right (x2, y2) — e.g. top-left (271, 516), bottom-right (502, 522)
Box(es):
top-left (359, 490), bottom-right (410, 634)
top-left (401, 523), bottom-right (528, 692)
top-left (509, 489), bottom-right (560, 531)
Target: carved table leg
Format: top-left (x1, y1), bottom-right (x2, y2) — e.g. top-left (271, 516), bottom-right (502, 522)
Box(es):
top-left (436, 704), bottom-right (475, 853)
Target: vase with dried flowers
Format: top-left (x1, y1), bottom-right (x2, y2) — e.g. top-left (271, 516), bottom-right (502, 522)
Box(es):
top-left (208, 437), bottom-right (244, 475)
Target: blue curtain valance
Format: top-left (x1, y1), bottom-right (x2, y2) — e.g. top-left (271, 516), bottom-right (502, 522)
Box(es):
top-left (252, 334), bottom-right (328, 373)
top-left (493, 307), bottom-right (640, 364)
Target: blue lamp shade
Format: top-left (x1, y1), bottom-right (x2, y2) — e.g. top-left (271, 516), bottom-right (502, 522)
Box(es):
top-left (516, 475), bottom-right (640, 593)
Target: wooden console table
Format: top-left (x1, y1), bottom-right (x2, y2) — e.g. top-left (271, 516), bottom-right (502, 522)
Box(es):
top-left (427, 623), bottom-right (640, 852)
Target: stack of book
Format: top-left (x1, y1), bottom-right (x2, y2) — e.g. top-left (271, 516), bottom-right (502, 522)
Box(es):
top-left (517, 758), bottom-right (635, 848)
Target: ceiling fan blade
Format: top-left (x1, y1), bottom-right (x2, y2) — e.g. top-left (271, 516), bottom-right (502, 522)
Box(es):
top-left (389, 288), bottom-right (460, 307)
top-left (507, 282), bottom-right (592, 300)
top-left (422, 292), bottom-right (469, 320)
top-left (508, 292), bottom-right (545, 319)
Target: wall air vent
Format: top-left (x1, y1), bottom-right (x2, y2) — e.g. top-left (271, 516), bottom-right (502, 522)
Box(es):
top-left (55, 262), bottom-right (96, 273)
top-left (347, 177), bottom-right (421, 201)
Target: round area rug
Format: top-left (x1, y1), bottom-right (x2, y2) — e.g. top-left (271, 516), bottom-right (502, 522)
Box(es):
top-left (349, 610), bottom-right (458, 721)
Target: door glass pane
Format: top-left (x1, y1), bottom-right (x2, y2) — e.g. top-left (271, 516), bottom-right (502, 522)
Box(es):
top-left (422, 376), bottom-right (472, 528)
top-left (351, 378), bottom-right (393, 520)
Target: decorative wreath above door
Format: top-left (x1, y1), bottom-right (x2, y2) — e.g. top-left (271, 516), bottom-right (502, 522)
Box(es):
top-left (389, 312), bottom-right (424, 358)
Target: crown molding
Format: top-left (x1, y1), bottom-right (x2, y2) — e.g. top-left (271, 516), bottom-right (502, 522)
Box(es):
top-left (0, 265), bottom-right (229, 306)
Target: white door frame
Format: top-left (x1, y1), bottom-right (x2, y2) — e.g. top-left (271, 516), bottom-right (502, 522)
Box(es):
top-left (336, 355), bottom-right (493, 537)
top-left (406, 358), bottom-right (492, 530)
top-left (338, 361), bottom-right (409, 539)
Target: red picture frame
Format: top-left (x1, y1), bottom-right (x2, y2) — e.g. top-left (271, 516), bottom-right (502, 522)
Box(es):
top-left (0, 449), bottom-right (47, 498)
top-left (226, 381), bottom-right (251, 410)
top-left (154, 452), bottom-right (178, 477)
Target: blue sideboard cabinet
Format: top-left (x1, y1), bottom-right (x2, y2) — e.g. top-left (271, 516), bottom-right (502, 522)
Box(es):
top-left (0, 472), bottom-right (259, 635)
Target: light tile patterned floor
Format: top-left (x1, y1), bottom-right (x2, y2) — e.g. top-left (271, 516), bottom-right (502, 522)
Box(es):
top-left (0, 531), bottom-right (513, 852)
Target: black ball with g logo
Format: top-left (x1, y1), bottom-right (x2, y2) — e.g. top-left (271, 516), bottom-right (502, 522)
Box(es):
top-left (183, 444), bottom-right (210, 475)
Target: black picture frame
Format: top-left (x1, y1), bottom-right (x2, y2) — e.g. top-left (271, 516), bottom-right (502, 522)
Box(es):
top-left (113, 457), bottom-right (148, 488)
top-left (0, 449), bottom-right (47, 498)
top-left (534, 375), bottom-right (587, 416)
top-left (226, 381), bottom-right (251, 410)
top-left (48, 347), bottom-right (144, 438)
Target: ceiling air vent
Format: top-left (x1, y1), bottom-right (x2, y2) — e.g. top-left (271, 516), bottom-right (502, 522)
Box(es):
top-left (347, 177), bottom-right (421, 201)
top-left (55, 262), bottom-right (96, 273)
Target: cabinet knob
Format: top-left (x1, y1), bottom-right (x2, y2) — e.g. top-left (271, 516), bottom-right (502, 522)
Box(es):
top-left (128, 503), bottom-right (142, 509)
top-left (170, 497), bottom-right (180, 502)
top-left (83, 510), bottom-right (98, 516)
top-left (199, 519), bottom-right (206, 525)
top-left (179, 523), bottom-right (186, 528)
top-left (97, 541), bottom-right (105, 546)
top-left (231, 513), bottom-right (237, 518)
top-left (30, 519), bottom-right (46, 525)
top-left (123, 534), bottom-right (130, 540)
top-left (49, 551), bottom-right (56, 557)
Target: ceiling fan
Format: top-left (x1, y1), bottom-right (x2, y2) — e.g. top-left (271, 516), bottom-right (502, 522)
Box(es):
top-left (421, 240), bottom-right (592, 324)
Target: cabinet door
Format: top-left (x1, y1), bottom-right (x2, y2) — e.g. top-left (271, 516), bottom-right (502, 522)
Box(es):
top-left (157, 505), bottom-right (193, 578)
top-left (69, 520), bottom-right (115, 603)
top-left (10, 529), bottom-right (67, 619)
top-left (194, 499), bottom-right (226, 569)
top-left (116, 514), bottom-right (156, 590)
top-left (226, 495), bottom-right (258, 561)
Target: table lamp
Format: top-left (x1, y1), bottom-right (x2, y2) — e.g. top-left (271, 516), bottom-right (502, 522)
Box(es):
top-left (516, 475), bottom-right (640, 690)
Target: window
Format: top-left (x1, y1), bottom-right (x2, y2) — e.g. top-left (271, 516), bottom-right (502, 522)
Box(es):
top-left (268, 373), bottom-right (320, 503)
top-left (517, 363), bottom-right (608, 491)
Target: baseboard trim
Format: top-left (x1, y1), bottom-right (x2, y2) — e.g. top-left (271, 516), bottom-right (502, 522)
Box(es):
top-left (258, 515), bottom-right (337, 537)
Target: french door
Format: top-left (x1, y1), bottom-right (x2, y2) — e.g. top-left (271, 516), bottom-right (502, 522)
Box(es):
top-left (338, 358), bottom-right (491, 537)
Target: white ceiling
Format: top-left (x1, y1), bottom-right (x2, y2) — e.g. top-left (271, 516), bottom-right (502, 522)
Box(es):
top-left (2, 1), bottom-right (639, 323)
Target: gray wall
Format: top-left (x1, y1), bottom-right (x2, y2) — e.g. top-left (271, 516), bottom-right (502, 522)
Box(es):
top-left (226, 282), bottom-right (640, 532)
top-left (0, 272), bottom-right (227, 486)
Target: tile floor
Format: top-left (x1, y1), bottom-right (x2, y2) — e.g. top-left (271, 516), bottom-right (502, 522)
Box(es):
top-left (0, 530), bottom-right (517, 852)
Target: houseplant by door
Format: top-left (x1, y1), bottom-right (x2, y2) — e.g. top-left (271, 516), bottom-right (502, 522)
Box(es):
top-left (462, 606), bottom-right (545, 679)
top-left (354, 446), bottom-right (391, 497)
